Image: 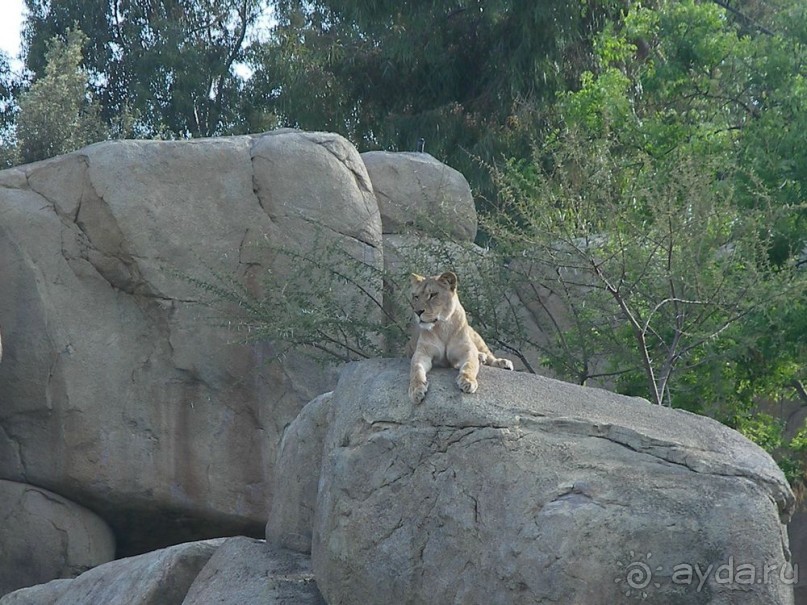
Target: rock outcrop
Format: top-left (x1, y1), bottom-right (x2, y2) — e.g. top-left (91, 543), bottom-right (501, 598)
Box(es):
top-left (0, 480), bottom-right (115, 596)
top-left (297, 358), bottom-right (795, 605)
top-left (361, 151), bottom-right (476, 241)
top-left (2, 130), bottom-right (799, 604)
top-left (182, 536), bottom-right (324, 605)
top-left (0, 131), bottom-right (380, 558)
top-left (0, 540), bottom-right (222, 605)
top-left (0, 537), bottom-right (320, 605)
top-left (788, 510), bottom-right (807, 604)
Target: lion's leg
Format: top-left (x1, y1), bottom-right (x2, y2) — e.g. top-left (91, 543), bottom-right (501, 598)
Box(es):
top-left (485, 355), bottom-right (514, 370)
top-left (409, 351), bottom-right (433, 404)
top-left (453, 345), bottom-right (480, 394)
top-left (472, 331), bottom-right (514, 371)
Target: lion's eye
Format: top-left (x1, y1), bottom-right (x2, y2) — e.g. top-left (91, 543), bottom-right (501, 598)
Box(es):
top-left (428, 292), bottom-right (437, 299)
top-left (413, 295), bottom-right (419, 300)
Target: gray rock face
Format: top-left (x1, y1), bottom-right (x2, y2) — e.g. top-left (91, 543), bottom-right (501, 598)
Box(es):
top-left (182, 537), bottom-right (325, 604)
top-left (0, 131), bottom-right (380, 555)
top-left (362, 151), bottom-right (477, 241)
top-left (0, 540), bottom-right (223, 605)
top-left (787, 511), bottom-right (807, 604)
top-left (311, 358), bottom-right (796, 605)
top-left (0, 580), bottom-right (72, 605)
top-left (266, 392), bottom-right (332, 554)
top-left (0, 480), bottom-right (115, 597)
top-left (0, 537), bottom-right (324, 605)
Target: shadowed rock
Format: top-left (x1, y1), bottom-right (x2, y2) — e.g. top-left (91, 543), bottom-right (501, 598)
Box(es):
top-left (0, 481), bottom-right (115, 597)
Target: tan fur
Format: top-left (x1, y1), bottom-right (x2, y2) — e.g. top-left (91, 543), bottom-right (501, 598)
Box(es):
top-left (408, 271), bottom-right (513, 404)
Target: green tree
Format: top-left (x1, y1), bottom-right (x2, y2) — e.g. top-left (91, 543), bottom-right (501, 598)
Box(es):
top-left (176, 0), bottom-right (807, 483)
top-left (0, 52), bottom-right (22, 167)
top-left (482, 0), bottom-right (807, 478)
top-left (246, 0), bottom-right (623, 199)
top-left (560, 0), bottom-right (807, 258)
top-left (16, 29), bottom-right (108, 163)
top-left (486, 131), bottom-right (803, 408)
top-left (22, 0), bottom-right (265, 137)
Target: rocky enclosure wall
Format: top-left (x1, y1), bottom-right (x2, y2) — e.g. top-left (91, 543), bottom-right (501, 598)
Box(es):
top-left (0, 131), bottom-right (800, 604)
top-left (0, 130), bottom-right (479, 596)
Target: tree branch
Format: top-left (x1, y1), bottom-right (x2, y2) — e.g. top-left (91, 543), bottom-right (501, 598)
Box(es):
top-left (710, 0), bottom-right (773, 36)
top-left (791, 380), bottom-right (807, 406)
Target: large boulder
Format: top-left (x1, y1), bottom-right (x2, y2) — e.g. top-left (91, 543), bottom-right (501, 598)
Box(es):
top-left (362, 151), bottom-right (476, 241)
top-left (311, 358), bottom-right (796, 605)
top-left (0, 130), bottom-right (381, 555)
top-left (0, 581), bottom-right (72, 605)
top-left (0, 480), bottom-right (115, 597)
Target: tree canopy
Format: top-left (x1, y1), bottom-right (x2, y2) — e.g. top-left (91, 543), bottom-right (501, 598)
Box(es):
top-left (22, 0), bottom-right (266, 137)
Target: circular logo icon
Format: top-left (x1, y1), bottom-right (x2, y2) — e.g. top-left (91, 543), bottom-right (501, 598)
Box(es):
top-left (625, 560), bottom-right (653, 590)
top-left (616, 551), bottom-right (663, 599)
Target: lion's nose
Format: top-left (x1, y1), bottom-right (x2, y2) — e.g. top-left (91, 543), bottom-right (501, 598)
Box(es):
top-left (416, 310), bottom-right (424, 317)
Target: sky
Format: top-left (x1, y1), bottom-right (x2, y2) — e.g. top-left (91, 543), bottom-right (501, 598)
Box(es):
top-left (0, 0), bottom-right (25, 63)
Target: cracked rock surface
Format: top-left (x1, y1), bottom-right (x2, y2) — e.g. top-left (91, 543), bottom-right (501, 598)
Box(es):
top-left (361, 151), bottom-right (477, 241)
top-left (266, 391), bottom-right (332, 554)
top-left (0, 480), bottom-right (115, 597)
top-left (0, 131), bottom-right (379, 558)
top-left (311, 358), bottom-right (795, 605)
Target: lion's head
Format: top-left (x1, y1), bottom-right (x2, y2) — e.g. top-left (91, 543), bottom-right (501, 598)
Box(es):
top-left (410, 271), bottom-right (459, 329)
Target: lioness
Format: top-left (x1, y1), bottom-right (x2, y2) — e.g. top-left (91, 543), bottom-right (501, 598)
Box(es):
top-left (408, 271), bottom-right (513, 404)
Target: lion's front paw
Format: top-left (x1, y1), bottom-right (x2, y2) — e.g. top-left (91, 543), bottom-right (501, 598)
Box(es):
top-left (409, 380), bottom-right (428, 404)
top-left (457, 374), bottom-right (478, 394)
top-left (498, 358), bottom-right (514, 371)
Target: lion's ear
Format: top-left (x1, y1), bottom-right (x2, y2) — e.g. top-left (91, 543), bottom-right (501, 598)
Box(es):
top-left (438, 271), bottom-right (458, 292)
top-left (410, 273), bottom-right (425, 286)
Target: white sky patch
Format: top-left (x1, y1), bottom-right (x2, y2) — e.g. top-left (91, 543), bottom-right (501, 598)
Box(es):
top-left (0, 0), bottom-right (274, 82)
top-left (0, 0), bottom-right (26, 70)
top-left (232, 3), bottom-right (276, 81)
top-left (232, 62), bottom-right (254, 80)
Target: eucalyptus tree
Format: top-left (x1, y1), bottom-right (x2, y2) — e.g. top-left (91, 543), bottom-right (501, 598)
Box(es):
top-left (246, 0), bottom-right (623, 197)
top-left (23, 0), bottom-right (267, 137)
